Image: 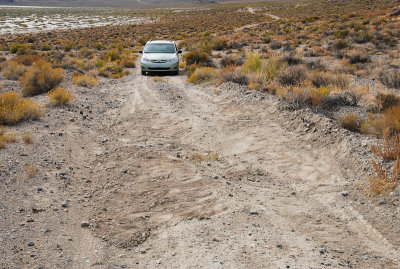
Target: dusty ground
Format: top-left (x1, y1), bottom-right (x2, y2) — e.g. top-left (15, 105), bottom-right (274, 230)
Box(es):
top-left (1, 64), bottom-right (400, 268)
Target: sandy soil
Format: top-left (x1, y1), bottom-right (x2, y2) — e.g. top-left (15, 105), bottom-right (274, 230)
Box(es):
top-left (1, 65), bottom-right (400, 268)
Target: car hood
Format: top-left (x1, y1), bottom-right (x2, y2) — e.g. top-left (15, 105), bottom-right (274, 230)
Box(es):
top-left (142, 53), bottom-right (177, 61)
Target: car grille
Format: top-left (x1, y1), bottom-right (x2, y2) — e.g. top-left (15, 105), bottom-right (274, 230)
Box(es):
top-left (148, 67), bottom-right (170, 70)
top-left (151, 60), bottom-right (167, 63)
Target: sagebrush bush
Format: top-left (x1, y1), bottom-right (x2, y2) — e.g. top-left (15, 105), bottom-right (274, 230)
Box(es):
top-left (339, 113), bottom-right (362, 132)
top-left (188, 67), bottom-right (220, 84)
top-left (11, 55), bottom-right (43, 66)
top-left (47, 87), bottom-right (74, 105)
top-left (361, 105), bottom-right (400, 136)
top-left (242, 52), bottom-right (262, 73)
top-left (184, 49), bottom-right (212, 66)
top-left (220, 54), bottom-right (244, 67)
top-left (9, 43), bottom-right (31, 55)
top-left (0, 91), bottom-right (44, 124)
top-left (72, 73), bottom-right (98, 88)
top-left (221, 66), bottom-right (248, 85)
top-left (378, 69), bottom-right (400, 89)
top-left (3, 61), bottom-right (29, 80)
top-left (278, 65), bottom-right (307, 86)
top-left (20, 60), bottom-right (64, 96)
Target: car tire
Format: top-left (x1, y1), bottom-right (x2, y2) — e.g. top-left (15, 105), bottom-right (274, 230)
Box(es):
top-left (172, 71), bottom-right (179, 76)
top-left (141, 70), bottom-right (146, 76)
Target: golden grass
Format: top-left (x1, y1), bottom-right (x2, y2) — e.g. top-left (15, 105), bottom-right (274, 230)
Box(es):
top-left (339, 113), bottom-right (362, 132)
top-left (188, 67), bottom-right (220, 84)
top-left (47, 87), bottom-right (74, 105)
top-left (0, 91), bottom-right (45, 124)
top-left (72, 73), bottom-right (98, 88)
top-left (25, 164), bottom-right (37, 178)
top-left (368, 159), bottom-right (400, 196)
top-left (3, 61), bottom-right (29, 80)
top-left (20, 60), bottom-right (64, 96)
top-left (371, 128), bottom-right (400, 161)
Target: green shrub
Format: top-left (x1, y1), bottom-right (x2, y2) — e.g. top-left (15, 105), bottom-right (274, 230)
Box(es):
top-left (184, 49), bottom-right (212, 66)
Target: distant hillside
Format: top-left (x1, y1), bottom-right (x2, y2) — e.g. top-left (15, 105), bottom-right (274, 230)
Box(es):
top-left (0, 0), bottom-right (222, 7)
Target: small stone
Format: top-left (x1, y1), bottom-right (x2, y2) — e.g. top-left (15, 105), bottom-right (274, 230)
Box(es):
top-left (61, 201), bottom-right (69, 208)
top-left (378, 200), bottom-right (386, 205)
top-left (249, 211), bottom-right (259, 215)
top-left (81, 221), bottom-right (90, 228)
top-left (341, 191), bottom-right (349, 197)
top-left (28, 242), bottom-right (34, 247)
top-left (276, 244), bottom-right (283, 249)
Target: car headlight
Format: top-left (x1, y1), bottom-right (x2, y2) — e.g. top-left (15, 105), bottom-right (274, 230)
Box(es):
top-left (142, 57), bottom-right (150, 62)
top-left (168, 56), bottom-right (178, 62)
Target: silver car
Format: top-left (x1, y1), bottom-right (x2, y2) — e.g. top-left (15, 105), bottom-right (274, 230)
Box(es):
top-left (139, 40), bottom-right (182, 75)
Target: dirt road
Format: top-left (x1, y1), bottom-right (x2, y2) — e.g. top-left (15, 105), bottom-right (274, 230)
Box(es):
top-left (1, 67), bottom-right (399, 268)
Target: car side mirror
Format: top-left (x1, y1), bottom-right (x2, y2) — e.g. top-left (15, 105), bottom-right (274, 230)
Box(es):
top-left (178, 50), bottom-right (182, 54)
top-left (139, 50), bottom-right (143, 54)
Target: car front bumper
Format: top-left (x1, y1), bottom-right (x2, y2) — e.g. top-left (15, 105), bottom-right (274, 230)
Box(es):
top-left (141, 61), bottom-right (179, 72)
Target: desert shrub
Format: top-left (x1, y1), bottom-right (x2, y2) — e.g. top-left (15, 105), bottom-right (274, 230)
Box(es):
top-left (371, 128), bottom-right (400, 160)
top-left (184, 49), bottom-right (212, 67)
top-left (378, 69), bottom-right (400, 89)
top-left (104, 49), bottom-right (122, 62)
top-left (40, 43), bottom-right (52, 51)
top-left (9, 43), bottom-right (31, 55)
top-left (221, 66), bottom-right (248, 85)
top-left (269, 40), bottom-right (282, 50)
top-left (310, 71), bottom-right (333, 88)
top-left (220, 54), bottom-right (244, 67)
top-left (242, 52), bottom-right (262, 73)
top-left (333, 40), bottom-right (348, 50)
top-left (3, 61), bottom-right (29, 80)
top-left (23, 132), bottom-right (33, 144)
top-left (278, 65), bottom-right (307, 86)
top-left (188, 67), bottom-right (219, 84)
top-left (376, 92), bottom-right (400, 111)
top-left (99, 62), bottom-right (127, 78)
top-left (0, 91), bottom-right (44, 124)
top-left (47, 87), bottom-right (74, 105)
top-left (280, 53), bottom-right (302, 65)
top-left (368, 158), bottom-right (399, 195)
top-left (212, 38), bottom-right (228, 51)
top-left (306, 86), bottom-right (330, 107)
top-left (339, 113), bottom-right (363, 132)
top-left (121, 56), bottom-right (136, 68)
top-left (361, 105), bottom-right (400, 136)
top-left (72, 73), bottom-right (98, 88)
top-left (11, 55), bottom-right (43, 66)
top-left (347, 52), bottom-right (370, 64)
top-left (19, 60), bottom-right (64, 96)
top-left (334, 29), bottom-right (350, 38)
top-left (354, 31), bottom-right (374, 44)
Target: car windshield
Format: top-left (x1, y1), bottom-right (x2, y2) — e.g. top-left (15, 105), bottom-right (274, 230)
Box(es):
top-left (144, 43), bottom-right (176, 53)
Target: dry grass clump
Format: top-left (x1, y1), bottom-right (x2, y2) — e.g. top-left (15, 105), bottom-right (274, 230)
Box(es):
top-left (3, 61), bottom-right (29, 80)
top-left (278, 65), bottom-right (307, 86)
top-left (376, 92), bottom-right (400, 111)
top-left (19, 60), bottom-right (64, 96)
top-left (184, 49), bottom-right (212, 67)
top-left (0, 91), bottom-right (44, 124)
top-left (0, 126), bottom-right (18, 148)
top-left (72, 73), bottom-right (98, 88)
top-left (47, 87), bottom-right (74, 105)
top-left (11, 54), bottom-right (43, 66)
top-left (368, 159), bottom-right (399, 196)
top-left (25, 164), bottom-right (36, 178)
top-left (339, 113), bottom-right (363, 132)
top-left (220, 54), bottom-right (244, 67)
top-left (371, 128), bottom-right (400, 161)
top-left (153, 76), bottom-right (166, 83)
top-left (361, 105), bottom-right (400, 136)
top-left (22, 132), bottom-right (33, 144)
top-left (378, 69), bottom-right (400, 89)
top-left (188, 67), bottom-right (220, 84)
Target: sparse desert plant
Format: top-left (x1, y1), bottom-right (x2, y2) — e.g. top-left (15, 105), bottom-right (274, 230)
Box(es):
top-left (25, 164), bottom-right (36, 178)
top-left (376, 92), bottom-right (400, 111)
top-left (188, 67), bottom-right (219, 84)
top-left (347, 52), bottom-right (370, 64)
top-left (19, 60), bottom-right (64, 96)
top-left (23, 132), bottom-right (33, 144)
top-left (361, 105), bottom-right (400, 136)
top-left (2, 61), bottom-right (29, 80)
top-left (220, 54), bottom-right (244, 67)
top-left (184, 49), bottom-right (212, 67)
top-left (11, 54), bottom-right (43, 66)
top-left (9, 43), bottom-right (31, 55)
top-left (371, 128), bottom-right (400, 160)
top-left (72, 73), bottom-right (98, 88)
top-left (39, 43), bottom-right (52, 51)
top-left (378, 69), bottom-right (400, 89)
top-left (0, 91), bottom-right (44, 124)
top-left (278, 65), bottom-right (307, 86)
top-left (153, 76), bottom-right (166, 83)
top-left (104, 49), bottom-right (122, 62)
top-left (307, 86), bottom-right (330, 107)
top-left (339, 113), bottom-right (363, 132)
top-left (221, 66), bottom-right (248, 85)
top-left (367, 158), bottom-right (399, 195)
top-left (242, 51), bottom-right (262, 73)
top-left (47, 88), bottom-right (74, 105)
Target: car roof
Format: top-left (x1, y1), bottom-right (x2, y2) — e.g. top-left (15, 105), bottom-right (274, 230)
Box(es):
top-left (146, 40), bottom-right (175, 44)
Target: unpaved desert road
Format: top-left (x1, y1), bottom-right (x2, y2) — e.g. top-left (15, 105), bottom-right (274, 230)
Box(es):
top-left (1, 67), bottom-right (399, 268)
